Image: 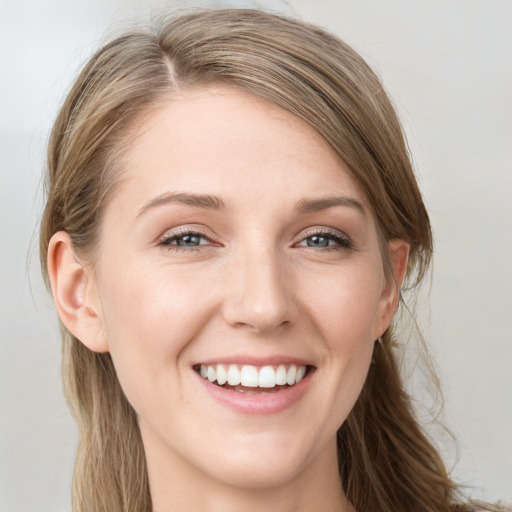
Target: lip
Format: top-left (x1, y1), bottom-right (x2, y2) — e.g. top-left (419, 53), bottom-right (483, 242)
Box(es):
top-left (194, 364), bottom-right (315, 415)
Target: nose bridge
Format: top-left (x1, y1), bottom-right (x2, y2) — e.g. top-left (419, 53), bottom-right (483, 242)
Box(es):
top-left (223, 237), bottom-right (296, 333)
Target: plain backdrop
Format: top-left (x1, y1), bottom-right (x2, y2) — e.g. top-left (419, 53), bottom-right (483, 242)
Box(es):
top-left (0, 0), bottom-right (511, 510)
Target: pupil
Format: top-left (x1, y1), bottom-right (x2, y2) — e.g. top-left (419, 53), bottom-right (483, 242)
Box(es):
top-left (178, 234), bottom-right (200, 246)
top-left (308, 236), bottom-right (328, 248)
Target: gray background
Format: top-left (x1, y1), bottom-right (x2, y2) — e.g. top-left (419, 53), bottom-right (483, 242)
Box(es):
top-left (1, 0), bottom-right (511, 510)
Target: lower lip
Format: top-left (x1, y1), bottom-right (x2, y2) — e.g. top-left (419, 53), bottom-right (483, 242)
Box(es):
top-left (195, 370), bottom-right (313, 415)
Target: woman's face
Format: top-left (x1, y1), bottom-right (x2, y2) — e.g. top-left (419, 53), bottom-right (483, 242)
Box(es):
top-left (82, 87), bottom-right (405, 489)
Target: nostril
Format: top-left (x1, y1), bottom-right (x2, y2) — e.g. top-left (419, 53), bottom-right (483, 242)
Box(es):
top-left (221, 267), bottom-right (298, 332)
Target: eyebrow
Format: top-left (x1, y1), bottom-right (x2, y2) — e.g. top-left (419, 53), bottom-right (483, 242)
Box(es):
top-left (137, 192), bottom-right (226, 218)
top-left (294, 196), bottom-right (367, 217)
top-left (137, 191), bottom-right (366, 218)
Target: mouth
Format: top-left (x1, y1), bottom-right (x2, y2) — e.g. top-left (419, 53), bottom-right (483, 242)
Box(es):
top-left (193, 363), bottom-right (315, 394)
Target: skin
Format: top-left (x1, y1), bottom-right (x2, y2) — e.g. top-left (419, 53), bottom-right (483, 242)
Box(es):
top-left (48, 86), bottom-right (409, 512)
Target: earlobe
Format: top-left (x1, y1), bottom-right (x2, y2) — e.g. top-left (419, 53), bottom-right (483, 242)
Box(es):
top-left (47, 231), bottom-right (109, 353)
top-left (375, 239), bottom-right (410, 338)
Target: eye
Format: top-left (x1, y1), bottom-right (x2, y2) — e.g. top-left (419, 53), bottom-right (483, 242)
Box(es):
top-left (296, 230), bottom-right (353, 251)
top-left (159, 230), bottom-right (212, 251)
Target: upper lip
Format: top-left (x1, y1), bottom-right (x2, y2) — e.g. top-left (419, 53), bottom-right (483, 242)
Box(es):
top-left (192, 355), bottom-right (315, 368)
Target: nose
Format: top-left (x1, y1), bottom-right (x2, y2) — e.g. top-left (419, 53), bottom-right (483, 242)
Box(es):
top-left (222, 245), bottom-right (298, 334)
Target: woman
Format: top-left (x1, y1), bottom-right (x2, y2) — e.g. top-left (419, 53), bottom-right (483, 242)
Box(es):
top-left (39, 8), bottom-right (508, 512)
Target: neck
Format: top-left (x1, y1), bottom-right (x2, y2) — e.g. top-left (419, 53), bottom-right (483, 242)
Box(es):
top-left (144, 431), bottom-right (353, 512)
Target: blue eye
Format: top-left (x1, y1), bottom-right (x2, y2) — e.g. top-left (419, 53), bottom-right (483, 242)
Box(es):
top-left (297, 231), bottom-right (352, 250)
top-left (305, 235), bottom-right (333, 248)
top-left (160, 231), bottom-right (210, 250)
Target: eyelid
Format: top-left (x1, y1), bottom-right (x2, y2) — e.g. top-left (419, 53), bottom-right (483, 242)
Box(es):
top-left (294, 227), bottom-right (354, 249)
top-left (158, 225), bottom-right (219, 248)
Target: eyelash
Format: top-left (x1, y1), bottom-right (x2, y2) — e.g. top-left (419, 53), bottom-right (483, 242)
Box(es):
top-left (297, 229), bottom-right (353, 251)
top-left (158, 228), bottom-right (354, 253)
top-left (159, 229), bottom-right (213, 252)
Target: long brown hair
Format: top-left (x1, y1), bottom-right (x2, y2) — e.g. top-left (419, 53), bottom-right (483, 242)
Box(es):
top-left (40, 8), bottom-right (507, 512)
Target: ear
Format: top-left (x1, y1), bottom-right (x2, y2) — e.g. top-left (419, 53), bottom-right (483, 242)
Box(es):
top-left (374, 239), bottom-right (410, 339)
top-left (47, 231), bottom-right (109, 353)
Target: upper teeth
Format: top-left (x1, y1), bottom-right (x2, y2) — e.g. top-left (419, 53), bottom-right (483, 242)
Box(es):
top-left (199, 364), bottom-right (307, 388)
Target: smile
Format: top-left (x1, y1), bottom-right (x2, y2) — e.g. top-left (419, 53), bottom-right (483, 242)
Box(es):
top-left (196, 364), bottom-right (309, 390)
top-left (193, 360), bottom-right (315, 414)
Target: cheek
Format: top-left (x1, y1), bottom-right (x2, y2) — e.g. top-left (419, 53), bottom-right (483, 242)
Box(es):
top-left (96, 261), bottom-right (216, 409)
top-left (301, 266), bottom-right (381, 424)
top-left (305, 264), bottom-right (384, 345)
top-left (100, 257), bottom-right (212, 344)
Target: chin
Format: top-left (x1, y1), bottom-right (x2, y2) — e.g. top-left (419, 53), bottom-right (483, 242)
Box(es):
top-left (207, 455), bottom-right (306, 490)
top-left (197, 430), bottom-right (323, 490)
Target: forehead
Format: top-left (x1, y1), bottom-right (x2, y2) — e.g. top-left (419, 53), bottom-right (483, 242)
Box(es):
top-left (110, 86), bottom-right (370, 218)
